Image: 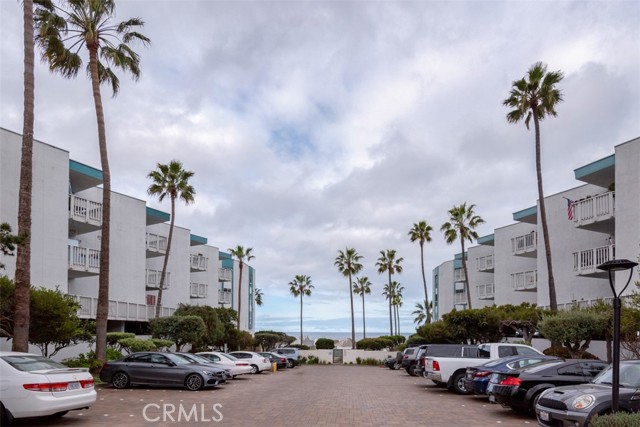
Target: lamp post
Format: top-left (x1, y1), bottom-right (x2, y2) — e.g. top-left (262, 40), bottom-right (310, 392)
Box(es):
top-left (596, 259), bottom-right (638, 412)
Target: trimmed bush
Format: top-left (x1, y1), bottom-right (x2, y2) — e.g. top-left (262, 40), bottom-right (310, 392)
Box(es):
top-left (306, 355), bottom-right (320, 365)
top-left (356, 338), bottom-right (394, 350)
top-left (106, 332), bottom-right (135, 349)
top-left (590, 413), bottom-right (640, 427)
top-left (315, 338), bottom-right (335, 349)
top-left (290, 344), bottom-right (310, 350)
top-left (355, 357), bottom-right (382, 366)
top-left (404, 334), bottom-right (429, 347)
top-left (543, 346), bottom-right (600, 360)
top-left (118, 337), bottom-right (158, 354)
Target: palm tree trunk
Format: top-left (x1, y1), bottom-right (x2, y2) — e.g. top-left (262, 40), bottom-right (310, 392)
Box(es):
top-left (396, 304), bottom-right (401, 336)
top-left (533, 110), bottom-right (557, 311)
top-left (461, 240), bottom-right (472, 309)
top-left (388, 271), bottom-right (392, 336)
top-left (419, 242), bottom-right (431, 323)
top-left (12, 0), bottom-right (35, 353)
top-left (90, 45), bottom-right (111, 363)
top-left (300, 294), bottom-right (303, 346)
top-left (155, 197), bottom-right (175, 318)
top-left (361, 293), bottom-right (366, 339)
top-left (348, 272), bottom-right (355, 349)
top-left (236, 262), bottom-right (243, 329)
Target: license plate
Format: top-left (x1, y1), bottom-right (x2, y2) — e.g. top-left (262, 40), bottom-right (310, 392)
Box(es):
top-left (68, 381), bottom-right (80, 390)
top-left (489, 394), bottom-right (496, 403)
top-left (539, 410), bottom-right (549, 421)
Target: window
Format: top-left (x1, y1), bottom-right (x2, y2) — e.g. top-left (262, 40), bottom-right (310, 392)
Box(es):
top-left (558, 363), bottom-right (583, 376)
top-left (498, 346), bottom-right (518, 358)
top-left (515, 346), bottom-right (541, 356)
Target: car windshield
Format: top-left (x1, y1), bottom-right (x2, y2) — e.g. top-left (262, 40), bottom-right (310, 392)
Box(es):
top-left (181, 353), bottom-right (212, 364)
top-left (165, 353), bottom-right (194, 365)
top-left (220, 353), bottom-right (239, 361)
top-left (1, 355), bottom-right (67, 371)
top-left (594, 364), bottom-right (640, 388)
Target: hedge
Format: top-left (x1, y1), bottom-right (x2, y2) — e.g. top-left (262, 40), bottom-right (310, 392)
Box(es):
top-left (315, 338), bottom-right (335, 349)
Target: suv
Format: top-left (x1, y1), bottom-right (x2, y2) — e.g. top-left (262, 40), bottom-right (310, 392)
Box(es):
top-left (273, 348), bottom-right (300, 368)
top-left (401, 347), bottom-right (420, 375)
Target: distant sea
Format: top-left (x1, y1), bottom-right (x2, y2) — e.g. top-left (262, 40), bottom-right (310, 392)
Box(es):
top-left (286, 332), bottom-right (411, 343)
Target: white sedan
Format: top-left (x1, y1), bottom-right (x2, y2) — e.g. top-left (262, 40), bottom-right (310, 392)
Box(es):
top-left (195, 351), bottom-right (253, 377)
top-left (0, 351), bottom-right (96, 423)
top-left (228, 351), bottom-right (272, 374)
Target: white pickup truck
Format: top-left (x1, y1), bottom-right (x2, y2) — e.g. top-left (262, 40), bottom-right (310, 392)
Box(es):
top-left (423, 342), bottom-right (544, 394)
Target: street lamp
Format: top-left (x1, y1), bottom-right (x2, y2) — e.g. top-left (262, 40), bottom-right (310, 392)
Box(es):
top-left (597, 259), bottom-right (638, 412)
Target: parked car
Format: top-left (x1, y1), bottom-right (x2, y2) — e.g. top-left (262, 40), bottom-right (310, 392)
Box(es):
top-left (464, 355), bottom-right (558, 395)
top-left (401, 346), bottom-right (420, 375)
top-left (0, 351), bottom-right (96, 423)
top-left (228, 351), bottom-right (272, 373)
top-left (414, 344), bottom-right (479, 378)
top-left (536, 360), bottom-right (640, 427)
top-left (196, 351), bottom-right (253, 377)
top-left (272, 348), bottom-right (300, 368)
top-left (259, 352), bottom-right (288, 369)
top-left (384, 352), bottom-right (403, 370)
top-left (173, 353), bottom-right (232, 380)
top-left (99, 351), bottom-right (228, 390)
top-left (488, 359), bottom-right (608, 414)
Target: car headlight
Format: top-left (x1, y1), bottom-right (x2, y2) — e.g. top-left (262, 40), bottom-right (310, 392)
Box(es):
top-left (572, 394), bottom-right (595, 410)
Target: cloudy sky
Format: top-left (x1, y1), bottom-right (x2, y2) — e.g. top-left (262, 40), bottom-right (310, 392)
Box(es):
top-left (1, 0), bottom-right (639, 336)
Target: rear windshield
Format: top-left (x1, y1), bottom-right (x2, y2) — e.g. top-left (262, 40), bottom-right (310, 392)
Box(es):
top-left (404, 348), bottom-right (416, 355)
top-left (278, 349), bottom-right (295, 355)
top-left (2, 355), bottom-right (67, 372)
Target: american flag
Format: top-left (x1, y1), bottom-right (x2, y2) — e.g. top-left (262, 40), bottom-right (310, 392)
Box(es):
top-left (567, 198), bottom-right (574, 221)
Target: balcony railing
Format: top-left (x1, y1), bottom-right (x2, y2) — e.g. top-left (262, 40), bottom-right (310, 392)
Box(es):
top-left (69, 195), bottom-right (102, 225)
top-left (72, 295), bottom-right (175, 321)
top-left (190, 254), bottom-right (208, 271)
top-left (511, 270), bottom-right (537, 291)
top-left (190, 283), bottom-right (208, 298)
top-left (476, 255), bottom-right (494, 272)
top-left (573, 245), bottom-right (615, 275)
top-left (218, 267), bottom-right (232, 282)
top-left (146, 232), bottom-right (167, 254)
top-left (511, 231), bottom-right (537, 255)
top-left (572, 191), bottom-right (615, 227)
top-left (68, 245), bottom-right (100, 273)
top-left (146, 268), bottom-right (170, 289)
top-left (476, 283), bottom-right (494, 300)
top-left (454, 269), bottom-right (466, 283)
top-left (218, 289), bottom-right (232, 305)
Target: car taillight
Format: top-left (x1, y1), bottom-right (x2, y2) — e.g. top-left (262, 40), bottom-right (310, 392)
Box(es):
top-left (420, 357), bottom-right (425, 367)
top-left (403, 355), bottom-right (408, 360)
top-left (474, 371), bottom-right (492, 378)
top-left (281, 358), bottom-right (286, 362)
top-left (500, 376), bottom-right (522, 386)
top-left (24, 382), bottom-right (69, 392)
top-left (80, 379), bottom-right (95, 388)
top-left (432, 360), bottom-right (440, 371)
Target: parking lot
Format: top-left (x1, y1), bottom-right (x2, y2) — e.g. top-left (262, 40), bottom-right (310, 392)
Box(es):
top-left (17, 365), bottom-right (537, 426)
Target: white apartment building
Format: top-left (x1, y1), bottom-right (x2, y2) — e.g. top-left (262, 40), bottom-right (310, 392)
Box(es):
top-left (0, 128), bottom-right (256, 334)
top-left (433, 136), bottom-right (640, 319)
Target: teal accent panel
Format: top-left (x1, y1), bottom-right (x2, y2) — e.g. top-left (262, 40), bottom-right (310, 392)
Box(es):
top-left (513, 205), bottom-right (537, 221)
top-left (574, 154), bottom-right (615, 180)
top-left (190, 234), bottom-right (207, 245)
top-left (453, 253), bottom-right (466, 269)
top-left (69, 159), bottom-right (102, 180)
top-left (477, 234), bottom-right (495, 246)
top-left (146, 206), bottom-right (170, 222)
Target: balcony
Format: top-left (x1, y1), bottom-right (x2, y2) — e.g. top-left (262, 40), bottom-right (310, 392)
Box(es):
top-left (68, 195), bottom-right (102, 234)
top-left (68, 245), bottom-right (100, 277)
top-left (190, 254), bottom-right (208, 272)
top-left (190, 283), bottom-right (208, 298)
top-left (572, 191), bottom-right (615, 232)
top-left (72, 295), bottom-right (175, 321)
top-left (476, 283), bottom-right (494, 300)
top-left (218, 289), bottom-right (232, 305)
top-left (511, 231), bottom-right (537, 257)
top-left (146, 268), bottom-right (170, 290)
top-left (573, 245), bottom-right (615, 277)
top-left (454, 268), bottom-right (466, 283)
top-left (476, 255), bottom-right (494, 272)
top-left (218, 267), bottom-right (232, 282)
top-left (146, 232), bottom-right (167, 258)
top-left (511, 270), bottom-right (537, 291)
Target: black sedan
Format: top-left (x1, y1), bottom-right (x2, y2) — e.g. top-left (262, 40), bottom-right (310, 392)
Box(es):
top-left (99, 351), bottom-right (228, 391)
top-left (464, 355), bottom-right (558, 395)
top-left (487, 359), bottom-right (608, 414)
top-left (536, 360), bottom-right (640, 427)
top-left (259, 352), bottom-right (288, 369)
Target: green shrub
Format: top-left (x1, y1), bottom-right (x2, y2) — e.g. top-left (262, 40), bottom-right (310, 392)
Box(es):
top-left (590, 413), bottom-right (640, 427)
top-left (299, 356), bottom-right (308, 364)
top-left (356, 357), bottom-right (382, 366)
top-left (106, 332), bottom-right (135, 350)
top-left (404, 334), bottom-right (429, 347)
top-left (118, 337), bottom-right (158, 354)
top-left (306, 355), bottom-right (320, 364)
top-left (150, 338), bottom-right (174, 351)
top-left (356, 338), bottom-right (384, 350)
top-left (543, 346), bottom-right (599, 360)
top-left (377, 335), bottom-right (405, 346)
top-left (62, 348), bottom-right (121, 372)
top-left (315, 338), bottom-right (335, 349)
top-left (290, 344), bottom-right (310, 350)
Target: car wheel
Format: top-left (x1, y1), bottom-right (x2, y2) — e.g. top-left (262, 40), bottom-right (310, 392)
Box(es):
top-left (393, 362), bottom-right (402, 370)
top-left (185, 374), bottom-right (204, 391)
top-left (408, 365), bottom-right (418, 377)
top-left (0, 402), bottom-right (11, 425)
top-left (530, 390), bottom-right (544, 414)
top-left (452, 372), bottom-right (472, 395)
top-left (286, 359), bottom-right (294, 368)
top-left (111, 372), bottom-right (130, 389)
top-left (250, 364), bottom-right (259, 374)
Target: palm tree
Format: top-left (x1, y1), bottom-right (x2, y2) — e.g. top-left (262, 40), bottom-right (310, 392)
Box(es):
top-left (35, 0), bottom-right (150, 362)
top-left (334, 248), bottom-right (363, 349)
top-left (382, 282), bottom-right (394, 333)
top-left (391, 282), bottom-right (404, 336)
top-left (12, 0), bottom-right (35, 353)
top-left (228, 246), bottom-right (254, 329)
top-left (441, 203), bottom-right (485, 309)
top-left (412, 300), bottom-right (429, 325)
top-left (408, 220), bottom-right (433, 323)
top-left (147, 160), bottom-right (195, 318)
top-left (254, 288), bottom-right (264, 307)
top-left (503, 62), bottom-right (564, 311)
top-left (289, 275), bottom-right (314, 346)
top-left (352, 276), bottom-right (372, 339)
top-left (376, 249), bottom-right (403, 336)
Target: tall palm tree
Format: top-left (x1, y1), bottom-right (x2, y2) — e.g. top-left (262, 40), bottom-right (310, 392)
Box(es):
top-left (352, 276), bottom-right (372, 339)
top-left (254, 288), bottom-right (263, 307)
top-left (12, 0), bottom-right (35, 353)
top-left (334, 247), bottom-right (363, 349)
top-left (408, 220), bottom-right (433, 323)
top-left (503, 62), bottom-right (564, 311)
top-left (228, 246), bottom-right (254, 329)
top-left (147, 160), bottom-right (195, 318)
top-left (391, 282), bottom-right (404, 336)
top-left (412, 300), bottom-right (429, 325)
top-left (441, 203), bottom-right (485, 309)
top-left (376, 249), bottom-right (403, 336)
top-left (382, 282), bottom-right (394, 334)
top-left (289, 275), bottom-right (313, 346)
top-left (35, 0), bottom-right (150, 362)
